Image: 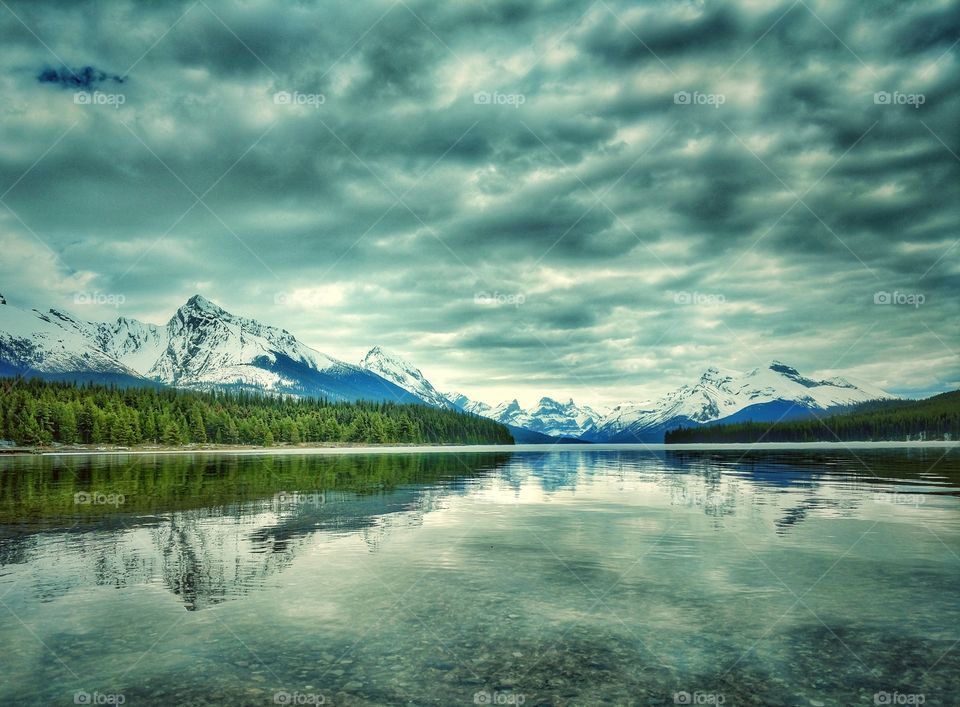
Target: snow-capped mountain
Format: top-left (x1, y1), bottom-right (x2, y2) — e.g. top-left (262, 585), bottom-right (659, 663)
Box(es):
top-left (444, 392), bottom-right (492, 416)
top-left (0, 299), bottom-right (143, 382)
top-left (526, 397), bottom-right (606, 438)
top-left (586, 361), bottom-right (894, 441)
top-left (359, 346), bottom-right (456, 409)
top-left (437, 395), bottom-right (565, 444)
top-left (476, 397), bottom-right (604, 438)
top-left (0, 295), bottom-right (419, 403)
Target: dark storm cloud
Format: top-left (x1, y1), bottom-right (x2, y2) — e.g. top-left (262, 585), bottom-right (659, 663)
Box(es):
top-left (0, 0), bottom-right (957, 404)
top-left (890, 2), bottom-right (960, 55)
top-left (37, 65), bottom-right (124, 88)
top-left (578, 2), bottom-right (746, 63)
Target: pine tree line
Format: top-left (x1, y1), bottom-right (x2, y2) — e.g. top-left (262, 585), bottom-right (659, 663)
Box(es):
top-left (0, 378), bottom-right (514, 447)
top-left (665, 391), bottom-right (959, 443)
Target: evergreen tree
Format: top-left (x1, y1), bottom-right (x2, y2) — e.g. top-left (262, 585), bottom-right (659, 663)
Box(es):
top-left (57, 404), bottom-right (79, 444)
top-left (189, 406), bottom-right (207, 443)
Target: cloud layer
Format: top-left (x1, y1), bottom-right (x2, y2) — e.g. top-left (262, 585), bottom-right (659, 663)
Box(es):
top-left (0, 0), bottom-right (957, 405)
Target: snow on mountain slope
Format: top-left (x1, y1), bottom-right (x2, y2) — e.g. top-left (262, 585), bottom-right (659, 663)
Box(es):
top-left (488, 399), bottom-right (525, 427)
top-left (444, 392), bottom-right (492, 416)
top-left (751, 362), bottom-right (892, 406)
top-left (148, 295), bottom-right (356, 390)
top-left (589, 361), bottom-right (895, 441)
top-left (528, 397), bottom-right (605, 437)
top-left (0, 300), bottom-right (143, 379)
top-left (94, 317), bottom-right (167, 373)
top-left (359, 346), bottom-right (456, 409)
top-left (579, 401), bottom-right (654, 438)
top-left (40, 307), bottom-right (168, 376)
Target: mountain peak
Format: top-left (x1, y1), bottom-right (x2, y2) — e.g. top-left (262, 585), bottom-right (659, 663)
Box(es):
top-left (170, 295), bottom-right (229, 328)
top-left (768, 360), bottom-right (800, 376)
top-left (364, 345), bottom-right (399, 361)
top-left (362, 346), bottom-right (413, 371)
top-left (764, 361), bottom-right (820, 387)
top-left (698, 365), bottom-right (734, 386)
top-left (182, 294), bottom-right (223, 314)
top-left (535, 395), bottom-right (584, 408)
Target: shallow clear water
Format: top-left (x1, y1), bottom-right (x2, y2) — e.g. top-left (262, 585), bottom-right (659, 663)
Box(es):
top-left (0, 448), bottom-right (958, 706)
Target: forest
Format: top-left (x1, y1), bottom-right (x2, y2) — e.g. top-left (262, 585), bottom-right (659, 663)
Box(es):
top-left (665, 390), bottom-right (959, 443)
top-left (0, 378), bottom-right (514, 447)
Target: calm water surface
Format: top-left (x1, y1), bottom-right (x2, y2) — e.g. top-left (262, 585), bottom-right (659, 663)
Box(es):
top-left (0, 448), bottom-right (958, 706)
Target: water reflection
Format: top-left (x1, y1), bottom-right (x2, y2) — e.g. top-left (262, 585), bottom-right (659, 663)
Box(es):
top-left (0, 448), bottom-right (957, 706)
top-left (2, 449), bottom-right (956, 610)
top-left (0, 452), bottom-right (511, 609)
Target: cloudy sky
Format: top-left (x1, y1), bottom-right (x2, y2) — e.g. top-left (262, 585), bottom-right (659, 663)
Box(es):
top-left (0, 0), bottom-right (957, 407)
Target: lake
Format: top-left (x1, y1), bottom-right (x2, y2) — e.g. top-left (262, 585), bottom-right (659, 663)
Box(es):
top-left (1, 447), bottom-right (958, 706)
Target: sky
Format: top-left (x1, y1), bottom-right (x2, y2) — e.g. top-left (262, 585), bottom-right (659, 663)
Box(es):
top-left (0, 0), bottom-right (957, 408)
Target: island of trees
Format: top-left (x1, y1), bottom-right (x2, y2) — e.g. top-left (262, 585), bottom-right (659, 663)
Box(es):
top-left (665, 391), bottom-right (959, 443)
top-left (0, 378), bottom-right (514, 447)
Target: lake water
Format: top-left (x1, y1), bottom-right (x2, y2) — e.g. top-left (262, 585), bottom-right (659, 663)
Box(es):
top-left (0, 447), bottom-right (958, 706)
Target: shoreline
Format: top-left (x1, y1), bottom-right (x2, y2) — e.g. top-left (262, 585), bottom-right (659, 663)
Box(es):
top-left (1, 440), bottom-right (957, 458)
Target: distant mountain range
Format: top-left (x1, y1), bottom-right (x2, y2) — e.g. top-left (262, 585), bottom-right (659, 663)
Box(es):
top-left (0, 294), bottom-right (896, 442)
top-left (442, 362), bottom-right (892, 442)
